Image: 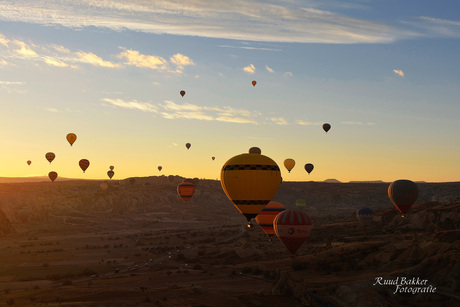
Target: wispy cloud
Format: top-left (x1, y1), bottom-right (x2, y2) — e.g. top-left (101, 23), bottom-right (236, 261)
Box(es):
top-left (269, 117), bottom-right (288, 125)
top-left (169, 53), bottom-right (194, 73)
top-left (266, 65), bottom-right (274, 73)
top-left (102, 98), bottom-right (159, 113)
top-left (341, 121), bottom-right (362, 125)
top-left (13, 40), bottom-right (37, 57)
top-left (0, 0), bottom-right (420, 43)
top-left (243, 64), bottom-right (256, 74)
top-left (393, 69), bottom-right (404, 77)
top-left (45, 107), bottom-right (61, 113)
top-left (296, 120), bottom-right (321, 126)
top-left (118, 49), bottom-right (168, 70)
top-left (0, 81), bottom-right (25, 85)
top-left (44, 57), bottom-right (69, 67)
top-left (76, 51), bottom-right (120, 68)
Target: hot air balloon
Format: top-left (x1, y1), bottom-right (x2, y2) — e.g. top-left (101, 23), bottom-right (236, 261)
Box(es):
top-left (186, 143), bottom-right (191, 150)
top-left (168, 175), bottom-right (175, 183)
top-left (158, 166), bottom-right (162, 171)
top-left (66, 133), bottom-right (77, 146)
top-left (100, 182), bottom-right (108, 191)
top-left (356, 207), bottom-right (374, 226)
top-left (129, 178), bottom-right (135, 185)
top-left (304, 163), bottom-right (314, 174)
top-left (107, 170), bottom-right (114, 179)
top-left (274, 209), bottom-right (312, 257)
top-left (388, 179), bottom-right (418, 217)
top-left (255, 201), bottom-right (286, 241)
top-left (45, 152), bottom-right (55, 163)
top-left (180, 90), bottom-right (186, 97)
top-left (295, 199), bottom-right (306, 210)
top-left (191, 177), bottom-right (199, 185)
top-left (252, 80), bottom-right (257, 87)
top-left (110, 165), bottom-right (114, 171)
top-left (284, 158), bottom-right (295, 173)
top-left (322, 123), bottom-right (331, 133)
top-left (79, 159), bottom-right (90, 173)
top-left (212, 157), bottom-right (215, 161)
top-left (27, 160), bottom-right (31, 166)
top-left (220, 147), bottom-right (282, 227)
top-left (177, 180), bottom-right (195, 202)
top-left (48, 171), bottom-right (58, 182)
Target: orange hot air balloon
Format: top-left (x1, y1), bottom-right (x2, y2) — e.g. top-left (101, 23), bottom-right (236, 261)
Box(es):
top-left (109, 165), bottom-right (114, 171)
top-left (177, 180), bottom-right (195, 203)
top-left (27, 160), bottom-right (31, 166)
top-left (252, 80), bottom-right (257, 87)
top-left (283, 158), bottom-right (295, 173)
top-left (100, 182), bottom-right (108, 191)
top-left (255, 201), bottom-right (286, 241)
top-left (212, 156), bottom-right (215, 161)
top-left (45, 152), bottom-right (55, 163)
top-left (66, 133), bottom-right (77, 146)
top-left (388, 179), bottom-right (418, 217)
top-left (48, 171), bottom-right (58, 182)
top-left (220, 147), bottom-right (282, 227)
top-left (158, 166), bottom-right (162, 171)
top-left (322, 123), bottom-right (331, 133)
top-left (79, 159), bottom-right (90, 173)
top-left (107, 170), bottom-right (114, 179)
top-left (180, 90), bottom-right (186, 97)
top-left (274, 209), bottom-right (312, 256)
top-left (304, 163), bottom-right (314, 174)
top-left (186, 143), bottom-right (191, 150)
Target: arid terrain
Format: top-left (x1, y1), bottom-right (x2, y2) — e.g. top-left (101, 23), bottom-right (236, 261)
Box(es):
top-left (0, 177), bottom-right (459, 306)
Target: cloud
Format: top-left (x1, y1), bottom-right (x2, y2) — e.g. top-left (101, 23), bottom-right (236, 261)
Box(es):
top-left (118, 49), bottom-right (168, 70)
top-left (76, 51), bottom-right (120, 68)
top-left (44, 57), bottom-right (69, 67)
top-left (0, 34), bottom-right (9, 46)
top-left (269, 117), bottom-right (288, 125)
top-left (45, 107), bottom-right (61, 113)
top-left (0, 0), bottom-right (418, 43)
top-left (341, 121), bottom-right (362, 125)
top-left (0, 81), bottom-right (25, 85)
top-left (266, 66), bottom-right (274, 73)
top-left (243, 64), bottom-right (256, 74)
top-left (170, 53), bottom-right (194, 73)
top-left (296, 120), bottom-right (321, 126)
top-left (218, 44), bottom-right (282, 51)
top-left (284, 72), bottom-right (293, 77)
top-left (0, 59), bottom-right (8, 67)
top-left (393, 69), bottom-right (404, 77)
top-left (102, 98), bottom-right (159, 113)
top-left (13, 40), bottom-right (37, 57)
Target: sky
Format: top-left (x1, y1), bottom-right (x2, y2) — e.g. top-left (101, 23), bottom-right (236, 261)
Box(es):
top-left (0, 0), bottom-right (459, 183)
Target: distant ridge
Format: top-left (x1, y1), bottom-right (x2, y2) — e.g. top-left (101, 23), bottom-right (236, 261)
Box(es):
top-left (323, 178), bottom-right (342, 183)
top-left (0, 176), bottom-right (94, 183)
top-left (348, 180), bottom-right (386, 184)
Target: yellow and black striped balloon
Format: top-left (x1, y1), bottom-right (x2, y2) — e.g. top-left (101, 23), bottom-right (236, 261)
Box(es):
top-left (220, 147), bottom-right (282, 223)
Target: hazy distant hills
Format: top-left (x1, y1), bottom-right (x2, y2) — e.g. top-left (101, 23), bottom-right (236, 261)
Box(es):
top-left (0, 176), bottom-right (97, 183)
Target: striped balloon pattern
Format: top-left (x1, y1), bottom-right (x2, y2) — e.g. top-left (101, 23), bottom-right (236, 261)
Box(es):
top-left (48, 171), bottom-right (58, 182)
top-left (274, 209), bottom-right (312, 255)
top-left (177, 180), bottom-right (196, 203)
top-left (79, 159), bottom-right (90, 173)
top-left (255, 201), bottom-right (285, 240)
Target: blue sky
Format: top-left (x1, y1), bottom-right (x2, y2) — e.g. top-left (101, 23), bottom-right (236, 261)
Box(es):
top-left (0, 0), bottom-right (459, 182)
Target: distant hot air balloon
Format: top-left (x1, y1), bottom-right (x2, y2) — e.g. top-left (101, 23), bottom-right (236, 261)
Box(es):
top-left (79, 159), bottom-right (90, 173)
top-left (255, 201), bottom-right (286, 241)
top-left (295, 199), bottom-right (306, 210)
top-left (129, 178), bottom-right (135, 185)
top-left (212, 156), bottom-right (215, 161)
top-left (186, 143), bottom-right (191, 150)
top-left (191, 177), bottom-right (199, 185)
top-left (100, 182), bottom-right (108, 191)
top-left (284, 158), bottom-right (295, 173)
top-left (252, 80), bottom-right (257, 87)
top-left (168, 175), bottom-right (175, 183)
top-left (304, 163), bottom-right (314, 174)
top-left (274, 209), bottom-right (312, 257)
top-left (177, 180), bottom-right (195, 203)
top-left (158, 166), bottom-right (162, 171)
top-left (180, 90), bottom-right (186, 97)
top-left (27, 160), bottom-right (31, 166)
top-left (356, 207), bottom-right (374, 226)
top-left (107, 170), bottom-right (114, 179)
top-left (220, 147), bottom-right (282, 227)
top-left (110, 165), bottom-right (114, 171)
top-left (48, 171), bottom-right (58, 182)
top-left (388, 179), bottom-right (418, 217)
top-left (45, 152), bottom-right (55, 164)
top-left (322, 123), bottom-right (331, 133)
top-left (66, 133), bottom-right (77, 146)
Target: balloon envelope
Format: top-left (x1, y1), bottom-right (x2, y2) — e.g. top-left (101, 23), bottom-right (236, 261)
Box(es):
top-left (158, 166), bottom-right (162, 171)
top-left (45, 152), bottom-right (55, 163)
top-left (322, 123), bottom-right (331, 133)
top-left (356, 207), bottom-right (374, 226)
top-left (79, 159), bottom-right (90, 173)
top-left (252, 80), bottom-right (257, 86)
top-left (48, 171), bottom-right (58, 182)
top-left (180, 90), bottom-right (186, 97)
top-left (212, 156), bottom-right (215, 161)
top-left (255, 201), bottom-right (286, 240)
top-left (109, 165), bottom-right (114, 171)
top-left (27, 160), bottom-right (31, 166)
top-left (186, 143), bottom-right (191, 150)
top-left (388, 179), bottom-right (418, 216)
top-left (220, 147), bottom-right (282, 223)
top-left (100, 182), bottom-right (108, 191)
top-left (129, 178), bottom-right (135, 185)
top-left (177, 180), bottom-right (195, 203)
top-left (107, 170), bottom-right (115, 179)
top-left (274, 209), bottom-right (312, 255)
top-left (66, 133), bottom-right (77, 146)
top-left (283, 158), bottom-right (295, 173)
top-left (304, 163), bottom-right (314, 174)
top-left (295, 199), bottom-right (306, 210)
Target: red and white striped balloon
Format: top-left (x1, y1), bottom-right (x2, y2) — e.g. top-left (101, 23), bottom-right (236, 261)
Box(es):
top-left (274, 209), bottom-right (312, 255)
